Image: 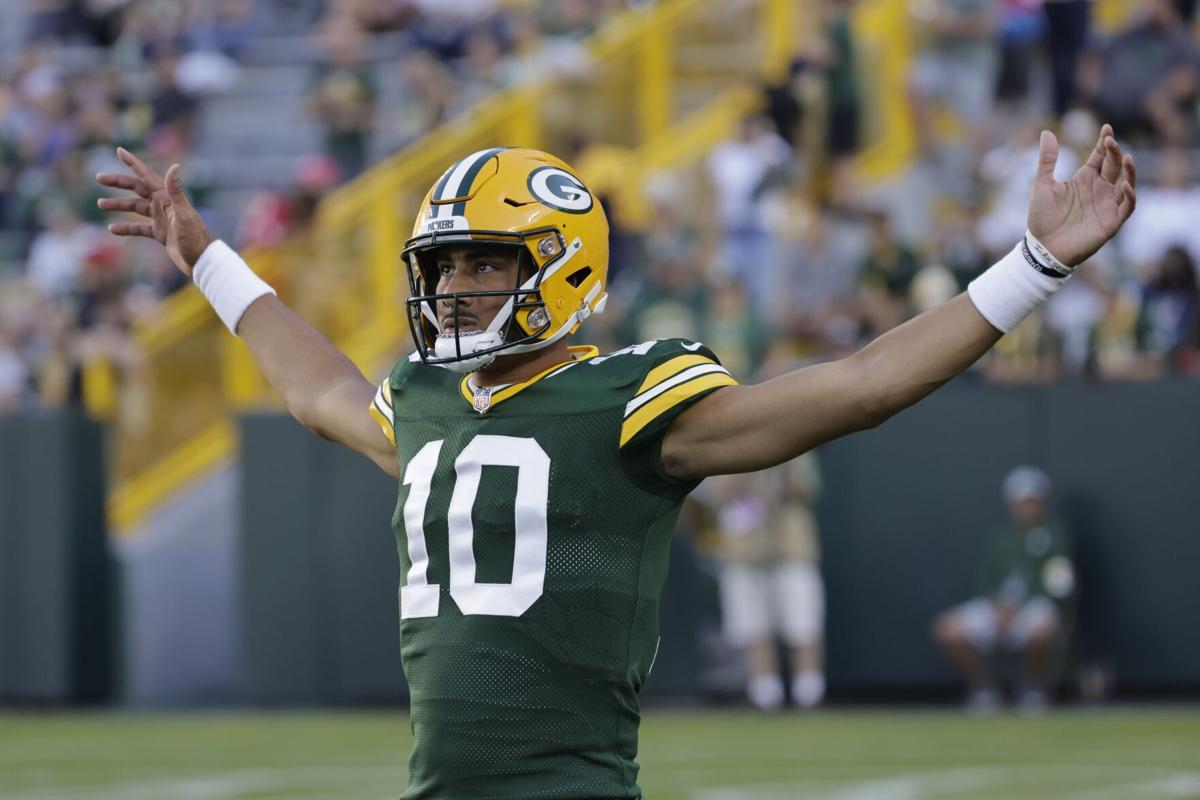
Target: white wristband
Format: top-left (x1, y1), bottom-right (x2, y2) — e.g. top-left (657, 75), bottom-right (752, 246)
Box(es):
top-left (192, 239), bottom-right (276, 335)
top-left (967, 235), bottom-right (1071, 334)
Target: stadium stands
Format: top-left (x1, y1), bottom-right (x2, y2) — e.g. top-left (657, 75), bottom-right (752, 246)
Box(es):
top-left (3, 0), bottom-right (1194, 534)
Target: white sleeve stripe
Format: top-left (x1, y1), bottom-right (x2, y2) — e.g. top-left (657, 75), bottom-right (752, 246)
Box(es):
top-left (375, 382), bottom-right (392, 410)
top-left (624, 363), bottom-right (729, 418)
top-left (373, 386), bottom-right (394, 425)
top-left (543, 362), bottom-right (578, 380)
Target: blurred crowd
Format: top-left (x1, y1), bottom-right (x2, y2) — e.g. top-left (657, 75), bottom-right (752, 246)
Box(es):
top-left (590, 0), bottom-right (1200, 391)
top-left (3, 0), bottom-right (1200, 417)
top-left (0, 0), bottom-right (644, 413)
top-left (240, 0), bottom-right (637, 246)
top-left (0, 0), bottom-right (254, 414)
top-left (305, 0), bottom-right (637, 181)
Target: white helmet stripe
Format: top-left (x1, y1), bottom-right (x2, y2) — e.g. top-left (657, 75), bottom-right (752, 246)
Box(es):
top-left (484, 295), bottom-right (515, 334)
top-left (433, 148), bottom-right (502, 218)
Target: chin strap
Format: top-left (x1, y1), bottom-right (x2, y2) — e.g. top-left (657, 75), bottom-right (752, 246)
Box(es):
top-left (426, 236), bottom-right (605, 371)
top-left (434, 331), bottom-right (502, 372)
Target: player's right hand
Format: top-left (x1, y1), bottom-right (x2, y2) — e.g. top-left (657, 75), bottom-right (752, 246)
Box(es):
top-left (96, 147), bottom-right (214, 278)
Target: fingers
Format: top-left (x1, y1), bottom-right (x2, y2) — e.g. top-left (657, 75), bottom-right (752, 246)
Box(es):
top-left (1122, 152), bottom-right (1137, 192)
top-left (107, 221), bottom-right (156, 238)
top-left (97, 196), bottom-right (151, 216)
top-left (1035, 130), bottom-right (1059, 184)
top-left (1085, 123), bottom-right (1114, 172)
top-left (1100, 135), bottom-right (1123, 184)
top-left (96, 172), bottom-right (151, 199)
top-left (1113, 146), bottom-right (1137, 222)
top-left (116, 147), bottom-right (162, 189)
top-left (1117, 180), bottom-right (1137, 222)
top-left (165, 163), bottom-right (187, 202)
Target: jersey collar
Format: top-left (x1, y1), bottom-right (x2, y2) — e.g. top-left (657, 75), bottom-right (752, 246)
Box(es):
top-left (458, 345), bottom-right (600, 413)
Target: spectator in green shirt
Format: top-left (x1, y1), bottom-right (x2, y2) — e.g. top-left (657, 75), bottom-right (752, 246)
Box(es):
top-left (934, 466), bottom-right (1076, 713)
top-left (307, 21), bottom-right (377, 183)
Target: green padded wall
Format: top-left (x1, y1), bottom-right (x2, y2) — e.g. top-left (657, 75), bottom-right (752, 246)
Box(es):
top-left (238, 379), bottom-right (1200, 701)
top-left (818, 379), bottom-right (1200, 692)
top-left (0, 411), bottom-right (112, 703)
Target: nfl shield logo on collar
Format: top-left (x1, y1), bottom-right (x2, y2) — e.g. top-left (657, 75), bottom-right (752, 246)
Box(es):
top-left (473, 387), bottom-right (493, 413)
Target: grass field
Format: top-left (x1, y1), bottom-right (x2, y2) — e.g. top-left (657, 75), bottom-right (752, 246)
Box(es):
top-left (2, 707), bottom-right (1199, 799)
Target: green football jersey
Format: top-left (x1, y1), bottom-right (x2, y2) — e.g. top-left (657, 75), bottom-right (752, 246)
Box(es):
top-left (369, 338), bottom-right (736, 800)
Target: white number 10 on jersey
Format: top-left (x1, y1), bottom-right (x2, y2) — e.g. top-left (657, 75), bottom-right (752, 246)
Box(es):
top-left (400, 435), bottom-right (549, 619)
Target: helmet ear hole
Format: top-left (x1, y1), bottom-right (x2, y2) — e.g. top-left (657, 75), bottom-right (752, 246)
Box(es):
top-left (565, 266), bottom-right (592, 288)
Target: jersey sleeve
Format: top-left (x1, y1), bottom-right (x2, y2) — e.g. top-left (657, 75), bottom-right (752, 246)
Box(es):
top-left (370, 355), bottom-right (424, 448)
top-left (618, 339), bottom-right (737, 495)
top-left (368, 377), bottom-right (396, 448)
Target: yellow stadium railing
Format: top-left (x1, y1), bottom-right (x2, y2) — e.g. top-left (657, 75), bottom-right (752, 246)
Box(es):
top-left (103, 246), bottom-right (284, 530)
top-left (105, 0), bottom-right (916, 534)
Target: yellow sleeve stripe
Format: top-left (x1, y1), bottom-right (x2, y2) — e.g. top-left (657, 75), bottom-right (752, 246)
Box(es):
top-left (625, 363), bottom-right (729, 417)
top-left (635, 354), bottom-right (716, 395)
top-left (369, 403), bottom-right (396, 448)
top-left (370, 380), bottom-right (396, 448)
top-left (620, 371), bottom-right (736, 447)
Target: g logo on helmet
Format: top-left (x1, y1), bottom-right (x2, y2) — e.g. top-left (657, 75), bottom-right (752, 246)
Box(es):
top-left (527, 166), bottom-right (593, 214)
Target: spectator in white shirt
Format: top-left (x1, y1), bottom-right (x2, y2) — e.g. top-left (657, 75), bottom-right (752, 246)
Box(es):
top-left (26, 198), bottom-right (100, 298)
top-left (1117, 148), bottom-right (1200, 279)
top-left (706, 113), bottom-right (791, 314)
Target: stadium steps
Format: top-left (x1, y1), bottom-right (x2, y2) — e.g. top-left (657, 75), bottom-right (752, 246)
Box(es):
top-left (206, 63), bottom-right (316, 98)
top-left (190, 154), bottom-right (307, 189)
top-left (187, 0), bottom-right (764, 235)
top-left (0, 2), bottom-right (25, 58)
top-left (190, 61), bottom-right (315, 225)
top-left (189, 28), bottom-right (414, 236)
top-left (236, 30), bottom-right (409, 67)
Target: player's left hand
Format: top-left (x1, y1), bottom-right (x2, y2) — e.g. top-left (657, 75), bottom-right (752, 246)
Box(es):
top-left (1027, 123), bottom-right (1136, 268)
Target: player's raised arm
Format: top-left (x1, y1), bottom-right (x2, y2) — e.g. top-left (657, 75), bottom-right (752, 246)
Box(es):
top-left (97, 148), bottom-right (400, 478)
top-left (662, 124), bottom-right (1137, 480)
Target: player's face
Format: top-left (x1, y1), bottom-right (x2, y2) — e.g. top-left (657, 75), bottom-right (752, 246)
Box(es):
top-left (433, 245), bottom-right (522, 334)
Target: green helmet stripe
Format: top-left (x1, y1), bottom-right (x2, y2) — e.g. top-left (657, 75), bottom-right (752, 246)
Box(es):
top-left (450, 147), bottom-right (508, 216)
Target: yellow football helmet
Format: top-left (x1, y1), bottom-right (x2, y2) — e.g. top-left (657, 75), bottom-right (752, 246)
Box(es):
top-left (403, 147), bottom-right (610, 371)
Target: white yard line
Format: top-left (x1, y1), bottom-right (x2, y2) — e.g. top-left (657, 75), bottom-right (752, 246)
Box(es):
top-left (2, 766), bottom-right (406, 800)
top-left (695, 766), bottom-right (1200, 800)
top-left (1066, 773), bottom-right (1200, 800)
top-left (3, 771), bottom-right (279, 800)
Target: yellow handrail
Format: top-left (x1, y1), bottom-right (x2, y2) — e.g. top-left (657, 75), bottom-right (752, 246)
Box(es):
top-left (853, 0), bottom-right (916, 181)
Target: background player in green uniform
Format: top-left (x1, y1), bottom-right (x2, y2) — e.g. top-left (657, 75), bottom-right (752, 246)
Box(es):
top-left (935, 466), bottom-right (1076, 713)
top-left (97, 129), bottom-right (1135, 798)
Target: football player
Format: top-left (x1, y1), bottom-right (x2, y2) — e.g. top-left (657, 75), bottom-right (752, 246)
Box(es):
top-left (97, 128), bottom-right (1135, 799)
